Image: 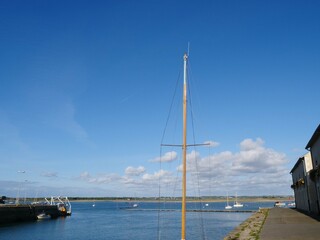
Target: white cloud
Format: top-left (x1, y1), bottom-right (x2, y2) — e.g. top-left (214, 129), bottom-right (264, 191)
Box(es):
top-left (187, 151), bottom-right (233, 176)
top-left (150, 151), bottom-right (178, 163)
top-left (187, 150), bottom-right (200, 162)
top-left (140, 169), bottom-right (177, 188)
top-left (125, 166), bottom-right (146, 176)
top-left (239, 138), bottom-right (264, 151)
top-left (75, 138), bottom-right (291, 196)
top-left (232, 138), bottom-right (287, 174)
top-left (142, 169), bottom-right (170, 181)
top-left (203, 140), bottom-right (220, 147)
top-left (175, 138), bottom-right (291, 195)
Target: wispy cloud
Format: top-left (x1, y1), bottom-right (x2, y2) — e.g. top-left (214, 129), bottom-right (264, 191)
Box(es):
top-left (79, 171), bottom-right (121, 184)
top-left (0, 110), bottom-right (29, 152)
top-left (53, 102), bottom-right (88, 141)
top-left (41, 171), bottom-right (58, 178)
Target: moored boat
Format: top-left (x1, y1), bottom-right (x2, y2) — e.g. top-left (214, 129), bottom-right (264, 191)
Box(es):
top-left (288, 202), bottom-right (295, 208)
top-left (274, 201), bottom-right (286, 207)
top-left (45, 196), bottom-right (72, 216)
top-left (225, 194), bottom-right (232, 209)
top-left (233, 193), bottom-right (243, 208)
top-left (37, 213), bottom-right (51, 220)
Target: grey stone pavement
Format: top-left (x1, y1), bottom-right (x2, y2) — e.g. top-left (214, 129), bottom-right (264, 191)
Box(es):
top-left (260, 207), bottom-right (320, 240)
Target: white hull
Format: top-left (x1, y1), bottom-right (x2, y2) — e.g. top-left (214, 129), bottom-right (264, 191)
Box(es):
top-left (225, 193), bottom-right (232, 209)
top-left (233, 203), bottom-right (243, 208)
top-left (37, 213), bottom-right (51, 220)
top-left (233, 193), bottom-right (243, 208)
top-left (274, 202), bottom-right (286, 207)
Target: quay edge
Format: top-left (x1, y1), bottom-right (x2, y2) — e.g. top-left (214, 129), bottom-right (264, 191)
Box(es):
top-left (224, 208), bottom-right (269, 240)
top-left (0, 204), bottom-right (62, 225)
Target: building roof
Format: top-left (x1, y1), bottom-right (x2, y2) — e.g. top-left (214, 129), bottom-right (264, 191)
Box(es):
top-left (290, 156), bottom-right (304, 174)
top-left (305, 124), bottom-right (320, 150)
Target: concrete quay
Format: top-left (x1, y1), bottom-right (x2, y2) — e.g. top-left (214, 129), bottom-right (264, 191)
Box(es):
top-left (260, 207), bottom-right (320, 240)
top-left (0, 204), bottom-right (61, 224)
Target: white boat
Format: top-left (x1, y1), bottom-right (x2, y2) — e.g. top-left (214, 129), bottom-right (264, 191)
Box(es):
top-left (120, 201), bottom-right (139, 209)
top-left (288, 202), bottom-right (295, 208)
top-left (274, 201), bottom-right (286, 207)
top-left (225, 194), bottom-right (232, 210)
top-left (233, 193), bottom-right (243, 208)
top-left (37, 213), bottom-right (51, 220)
top-left (233, 202), bottom-right (243, 208)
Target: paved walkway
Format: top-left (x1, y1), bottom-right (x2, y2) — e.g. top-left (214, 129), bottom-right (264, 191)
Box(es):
top-left (260, 207), bottom-right (320, 240)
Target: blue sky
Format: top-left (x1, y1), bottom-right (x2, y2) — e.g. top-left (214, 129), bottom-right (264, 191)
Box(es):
top-left (1, 0), bottom-right (319, 198)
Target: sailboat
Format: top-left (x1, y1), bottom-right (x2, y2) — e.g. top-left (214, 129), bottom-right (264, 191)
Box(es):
top-left (225, 194), bottom-right (232, 210)
top-left (233, 193), bottom-right (243, 208)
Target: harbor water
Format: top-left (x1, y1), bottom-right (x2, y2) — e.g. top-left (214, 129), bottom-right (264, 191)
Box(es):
top-left (0, 201), bottom-right (278, 240)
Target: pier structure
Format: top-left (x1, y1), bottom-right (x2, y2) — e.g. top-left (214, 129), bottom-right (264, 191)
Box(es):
top-left (0, 204), bottom-right (64, 224)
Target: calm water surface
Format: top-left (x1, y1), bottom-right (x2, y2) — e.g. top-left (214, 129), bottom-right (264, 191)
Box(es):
top-left (0, 201), bottom-right (277, 240)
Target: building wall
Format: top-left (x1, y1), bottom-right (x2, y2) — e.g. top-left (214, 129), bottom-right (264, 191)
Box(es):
top-left (310, 137), bottom-right (320, 214)
top-left (304, 152), bottom-right (313, 172)
top-left (311, 137), bottom-right (320, 169)
top-left (304, 152), bottom-right (318, 214)
top-left (291, 159), bottom-right (310, 212)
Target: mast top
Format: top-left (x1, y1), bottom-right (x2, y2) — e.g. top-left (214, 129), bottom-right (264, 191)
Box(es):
top-left (183, 53), bottom-right (188, 61)
top-left (183, 53), bottom-right (188, 85)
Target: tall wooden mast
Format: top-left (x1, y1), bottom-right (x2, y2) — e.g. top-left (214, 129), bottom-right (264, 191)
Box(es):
top-left (161, 52), bottom-right (209, 239)
top-left (181, 53), bottom-right (188, 240)
top-left (160, 53), bottom-right (209, 239)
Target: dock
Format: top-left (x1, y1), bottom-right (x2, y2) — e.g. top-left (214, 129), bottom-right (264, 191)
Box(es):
top-left (225, 207), bottom-right (320, 240)
top-left (0, 204), bottom-right (62, 224)
top-left (260, 207), bottom-right (320, 240)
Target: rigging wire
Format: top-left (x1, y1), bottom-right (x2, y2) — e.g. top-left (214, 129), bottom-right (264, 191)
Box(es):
top-left (157, 65), bottom-right (183, 240)
top-left (157, 54), bottom-right (209, 240)
top-left (159, 70), bottom-right (181, 145)
top-left (188, 60), bottom-right (208, 240)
